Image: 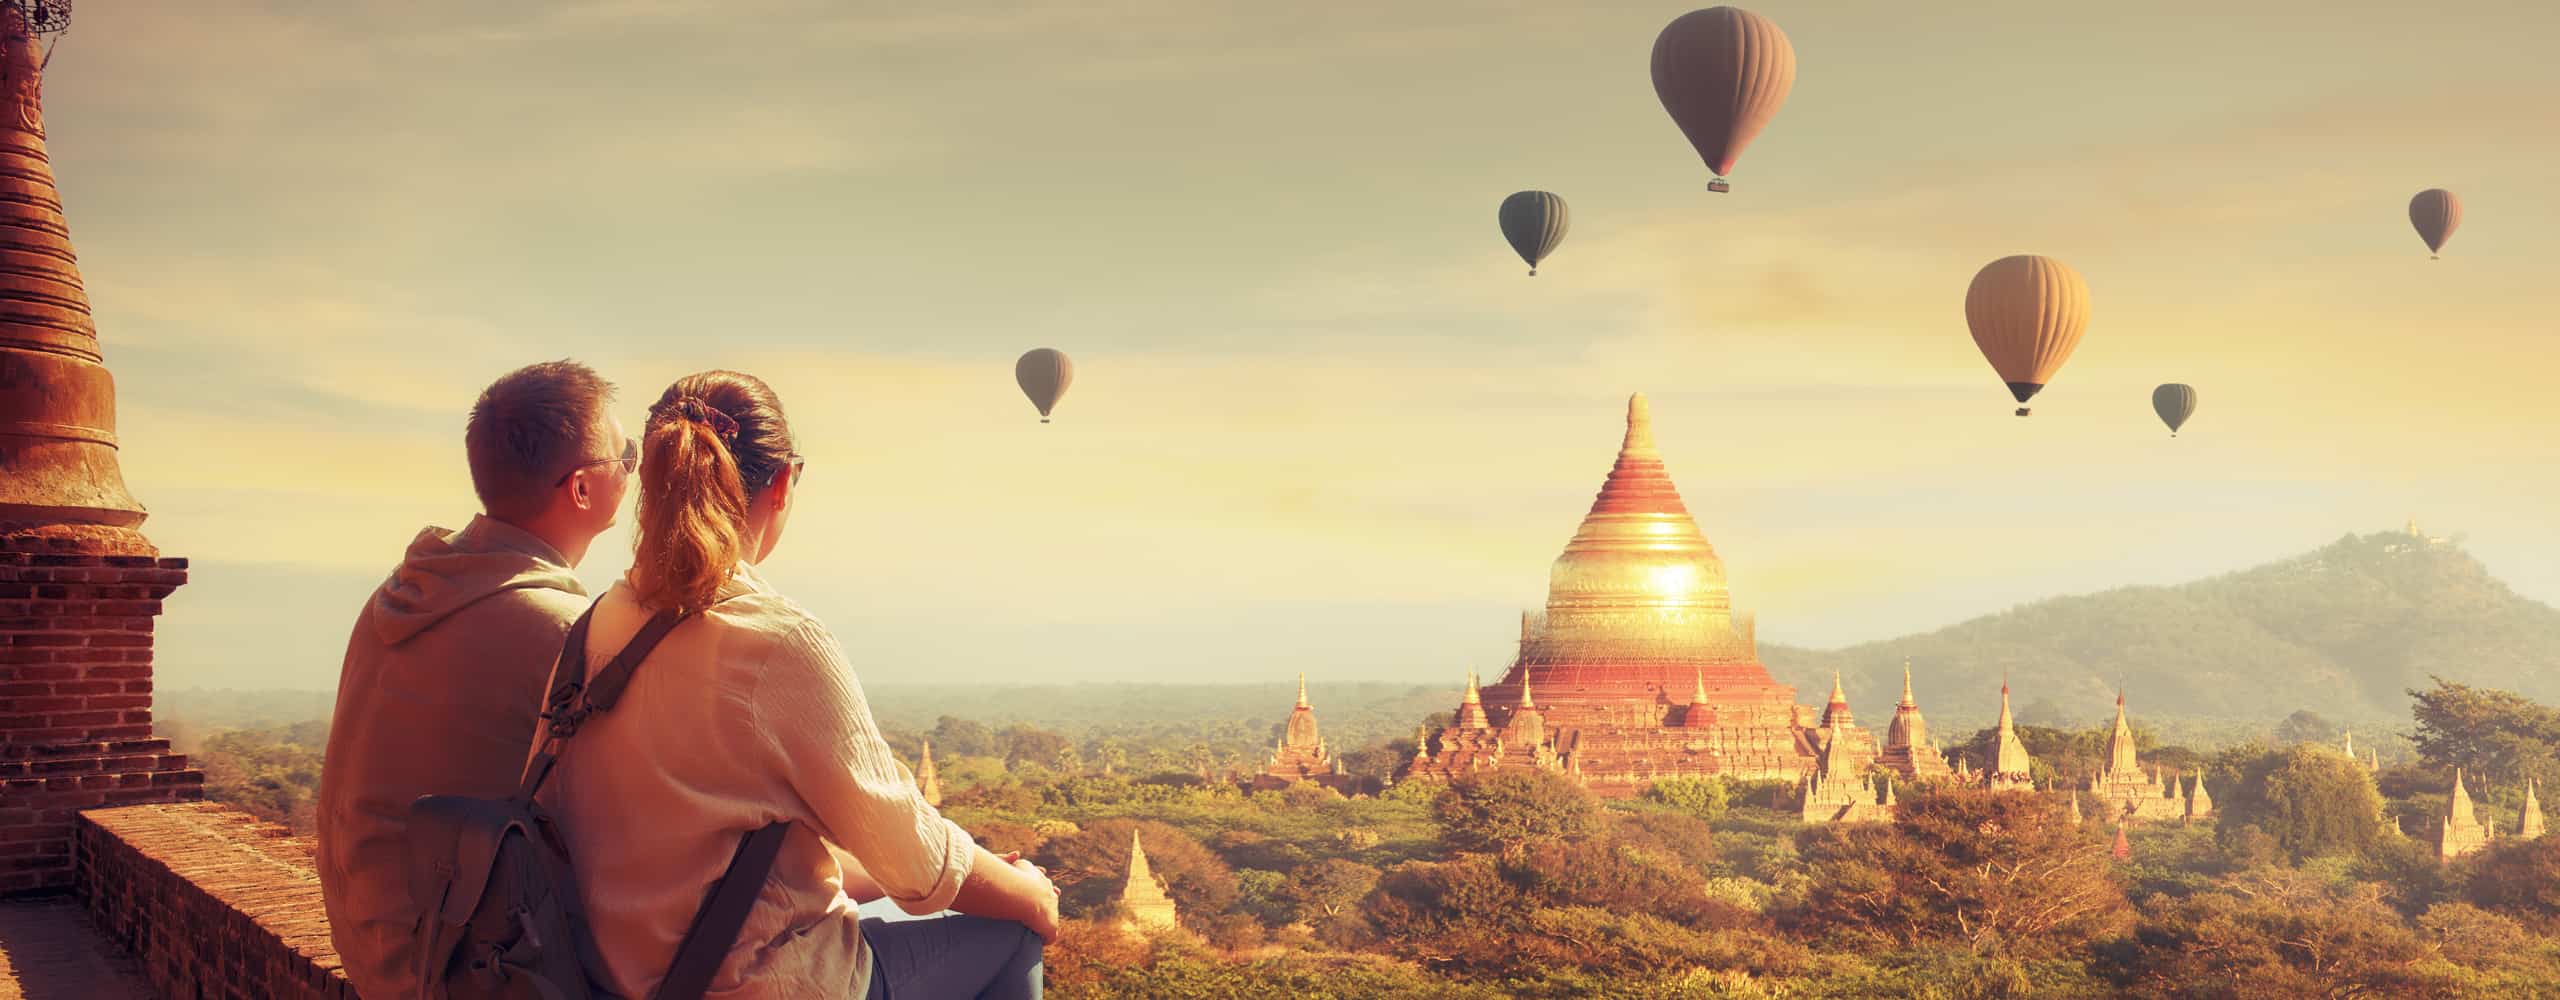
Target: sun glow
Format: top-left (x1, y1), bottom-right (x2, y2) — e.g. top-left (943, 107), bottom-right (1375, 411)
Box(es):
top-left (1646, 564), bottom-right (1699, 599)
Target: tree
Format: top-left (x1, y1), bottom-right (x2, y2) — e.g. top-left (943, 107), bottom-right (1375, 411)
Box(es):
top-left (2272, 709), bottom-right (2336, 746)
top-left (930, 715), bottom-right (996, 758)
top-left (2096, 889), bottom-right (2466, 999)
top-left (2209, 743), bottom-right (2382, 861)
top-left (1000, 724), bottom-right (1076, 772)
top-left (1639, 776), bottom-right (1731, 822)
top-left (2409, 678), bottom-right (2560, 793)
top-left (1791, 787), bottom-right (2130, 956)
top-left (2464, 835), bottom-right (2560, 931)
top-left (1429, 769), bottom-right (1599, 860)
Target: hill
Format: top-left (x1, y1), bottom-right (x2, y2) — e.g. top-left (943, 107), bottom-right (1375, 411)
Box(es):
top-left (1764, 530), bottom-right (2560, 725)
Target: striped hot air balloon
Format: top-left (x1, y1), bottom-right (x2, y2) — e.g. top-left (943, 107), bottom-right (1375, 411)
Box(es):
top-left (1015, 348), bottom-right (1073, 424)
top-left (1498, 191), bottom-right (1568, 276)
top-left (2152, 383), bottom-right (2196, 437)
top-left (1651, 7), bottom-right (1796, 193)
top-left (1964, 255), bottom-right (2091, 417)
top-left (2409, 188), bottom-right (2461, 259)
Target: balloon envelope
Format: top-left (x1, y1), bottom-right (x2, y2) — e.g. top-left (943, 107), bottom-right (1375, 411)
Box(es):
top-left (2152, 383), bottom-right (2196, 434)
top-left (2409, 189), bottom-right (2461, 256)
top-left (1015, 349), bottom-right (1073, 422)
top-left (1964, 255), bottom-right (2091, 406)
top-left (1651, 7), bottom-right (1796, 184)
top-left (1498, 191), bottom-right (1569, 275)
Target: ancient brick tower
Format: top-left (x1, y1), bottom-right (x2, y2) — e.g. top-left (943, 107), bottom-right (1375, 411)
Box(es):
top-left (0, 3), bottom-right (200, 896)
top-left (1404, 394), bottom-right (1858, 796)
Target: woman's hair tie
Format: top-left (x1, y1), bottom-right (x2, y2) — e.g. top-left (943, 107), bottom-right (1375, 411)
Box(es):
top-left (669, 396), bottom-right (740, 442)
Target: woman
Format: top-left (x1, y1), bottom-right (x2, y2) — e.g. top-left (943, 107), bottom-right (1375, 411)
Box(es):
top-left (540, 370), bottom-right (1056, 999)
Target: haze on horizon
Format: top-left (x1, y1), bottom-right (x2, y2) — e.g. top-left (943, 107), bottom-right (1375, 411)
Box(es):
top-left (47, 1), bottom-right (2560, 690)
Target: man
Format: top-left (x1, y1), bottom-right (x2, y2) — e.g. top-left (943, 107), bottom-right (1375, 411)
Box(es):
top-left (316, 361), bottom-right (633, 999)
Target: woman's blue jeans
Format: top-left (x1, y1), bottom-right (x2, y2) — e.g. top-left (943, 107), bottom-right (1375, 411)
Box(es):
top-left (859, 914), bottom-right (1044, 1000)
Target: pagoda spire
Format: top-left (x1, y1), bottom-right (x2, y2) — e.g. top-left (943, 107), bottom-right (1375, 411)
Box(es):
top-left (1691, 666), bottom-right (1709, 706)
top-left (1989, 676), bottom-right (2033, 788)
top-left (1820, 670), bottom-right (1852, 728)
top-left (1455, 670), bottom-right (1489, 729)
top-left (1296, 672), bottom-right (1308, 709)
top-left (915, 739), bottom-right (942, 808)
top-left (1519, 675), bottom-right (1537, 710)
top-left (2104, 692), bottom-right (2141, 778)
top-left (1899, 657), bottom-right (1916, 707)
top-left (2524, 778), bottom-right (2546, 840)
top-left (2067, 791), bottom-right (2083, 826)
top-left (0, 5), bottom-right (147, 541)
top-left (2450, 768), bottom-right (2478, 826)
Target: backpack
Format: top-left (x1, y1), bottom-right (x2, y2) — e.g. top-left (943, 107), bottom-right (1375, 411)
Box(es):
top-left (405, 601), bottom-right (791, 1000)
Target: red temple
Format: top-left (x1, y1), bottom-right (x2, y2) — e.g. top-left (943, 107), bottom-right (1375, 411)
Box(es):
top-left (1401, 394), bottom-right (1875, 796)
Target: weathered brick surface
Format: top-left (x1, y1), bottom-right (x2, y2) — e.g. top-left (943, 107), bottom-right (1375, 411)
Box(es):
top-left (0, 544), bottom-right (198, 894)
top-left (77, 802), bottom-right (355, 1000)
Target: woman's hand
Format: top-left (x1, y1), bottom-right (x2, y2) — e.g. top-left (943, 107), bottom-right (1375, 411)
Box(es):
top-left (954, 846), bottom-right (1063, 943)
top-left (1001, 853), bottom-right (1063, 942)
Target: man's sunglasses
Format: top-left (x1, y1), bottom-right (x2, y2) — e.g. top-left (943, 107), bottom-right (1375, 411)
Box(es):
top-left (554, 437), bottom-right (640, 487)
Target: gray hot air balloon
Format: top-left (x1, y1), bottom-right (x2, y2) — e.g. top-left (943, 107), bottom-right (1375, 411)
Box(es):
top-left (1015, 348), bottom-right (1073, 424)
top-left (1498, 191), bottom-right (1569, 276)
top-left (2409, 188), bottom-right (2461, 259)
top-left (2152, 383), bottom-right (2196, 437)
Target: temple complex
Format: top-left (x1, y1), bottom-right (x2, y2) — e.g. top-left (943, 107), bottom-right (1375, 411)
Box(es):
top-left (1799, 716), bottom-right (1895, 824)
top-left (1401, 394), bottom-right (1863, 797)
top-left (2439, 769), bottom-right (2491, 862)
top-left (1876, 659), bottom-right (1950, 782)
top-left (1251, 674), bottom-right (1356, 793)
top-left (915, 739), bottom-right (942, 808)
top-left (2089, 695), bottom-right (2188, 823)
top-left (1118, 831), bottom-right (1181, 932)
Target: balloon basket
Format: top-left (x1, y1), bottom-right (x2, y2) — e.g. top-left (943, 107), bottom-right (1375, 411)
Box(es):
top-left (2014, 407), bottom-right (2031, 417)
top-left (1040, 418), bottom-right (1051, 424)
top-left (1706, 178), bottom-right (1731, 193)
top-left (1528, 268), bottom-right (1538, 277)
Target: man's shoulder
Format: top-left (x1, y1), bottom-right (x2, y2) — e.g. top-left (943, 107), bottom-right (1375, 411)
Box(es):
top-left (460, 585), bottom-right (591, 637)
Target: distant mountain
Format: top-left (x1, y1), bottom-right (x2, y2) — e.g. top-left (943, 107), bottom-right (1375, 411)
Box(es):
top-left (1765, 530), bottom-right (2560, 725)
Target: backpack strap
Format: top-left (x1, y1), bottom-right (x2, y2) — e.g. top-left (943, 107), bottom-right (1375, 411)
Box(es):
top-left (652, 820), bottom-right (793, 1000)
top-left (516, 602), bottom-right (691, 800)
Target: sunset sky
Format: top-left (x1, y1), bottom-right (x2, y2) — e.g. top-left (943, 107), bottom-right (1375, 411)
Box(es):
top-left (46, 1), bottom-right (2560, 699)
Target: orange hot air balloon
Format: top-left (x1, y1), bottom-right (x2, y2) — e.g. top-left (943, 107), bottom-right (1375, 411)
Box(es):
top-left (1651, 7), bottom-right (1796, 193)
top-left (2409, 188), bottom-right (2460, 259)
top-left (1964, 255), bottom-right (2090, 417)
top-left (1015, 348), bottom-right (1073, 424)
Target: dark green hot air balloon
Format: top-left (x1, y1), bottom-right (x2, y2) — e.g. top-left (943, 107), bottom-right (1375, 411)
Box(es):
top-left (2152, 383), bottom-right (2196, 437)
top-left (1498, 191), bottom-right (1569, 276)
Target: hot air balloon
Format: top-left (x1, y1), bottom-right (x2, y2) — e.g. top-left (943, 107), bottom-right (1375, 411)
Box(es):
top-left (1651, 7), bottom-right (1795, 193)
top-left (2409, 189), bottom-right (2460, 259)
top-left (1963, 255), bottom-right (2090, 417)
top-left (1015, 348), bottom-right (1073, 424)
top-left (2152, 383), bottom-right (2196, 437)
top-left (1498, 191), bottom-right (1568, 276)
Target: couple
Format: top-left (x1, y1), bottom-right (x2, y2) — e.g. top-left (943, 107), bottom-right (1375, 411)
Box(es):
top-left (313, 363), bottom-right (1056, 1000)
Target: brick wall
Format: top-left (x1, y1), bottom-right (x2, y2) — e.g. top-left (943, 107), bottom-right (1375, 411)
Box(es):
top-left (0, 535), bottom-right (201, 895)
top-left (77, 801), bottom-right (354, 1000)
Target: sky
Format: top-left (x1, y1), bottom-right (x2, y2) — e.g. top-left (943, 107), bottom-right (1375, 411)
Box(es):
top-left (36, 1), bottom-right (2560, 694)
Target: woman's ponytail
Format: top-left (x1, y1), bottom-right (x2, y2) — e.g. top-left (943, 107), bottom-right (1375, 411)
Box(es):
top-left (631, 372), bottom-right (794, 613)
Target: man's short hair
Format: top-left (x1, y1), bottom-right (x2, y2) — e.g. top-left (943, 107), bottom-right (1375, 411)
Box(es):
top-left (465, 361), bottom-right (616, 520)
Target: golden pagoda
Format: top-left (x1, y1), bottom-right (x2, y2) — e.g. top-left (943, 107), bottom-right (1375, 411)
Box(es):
top-left (915, 739), bottom-right (943, 808)
top-left (1118, 831), bottom-right (1180, 932)
top-left (1403, 394), bottom-right (1859, 796)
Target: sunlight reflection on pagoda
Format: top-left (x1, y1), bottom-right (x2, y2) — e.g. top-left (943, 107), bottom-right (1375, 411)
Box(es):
top-left (1399, 393), bottom-right (1892, 796)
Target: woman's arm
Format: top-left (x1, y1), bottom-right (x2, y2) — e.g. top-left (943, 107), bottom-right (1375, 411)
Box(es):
top-left (756, 619), bottom-right (979, 916)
